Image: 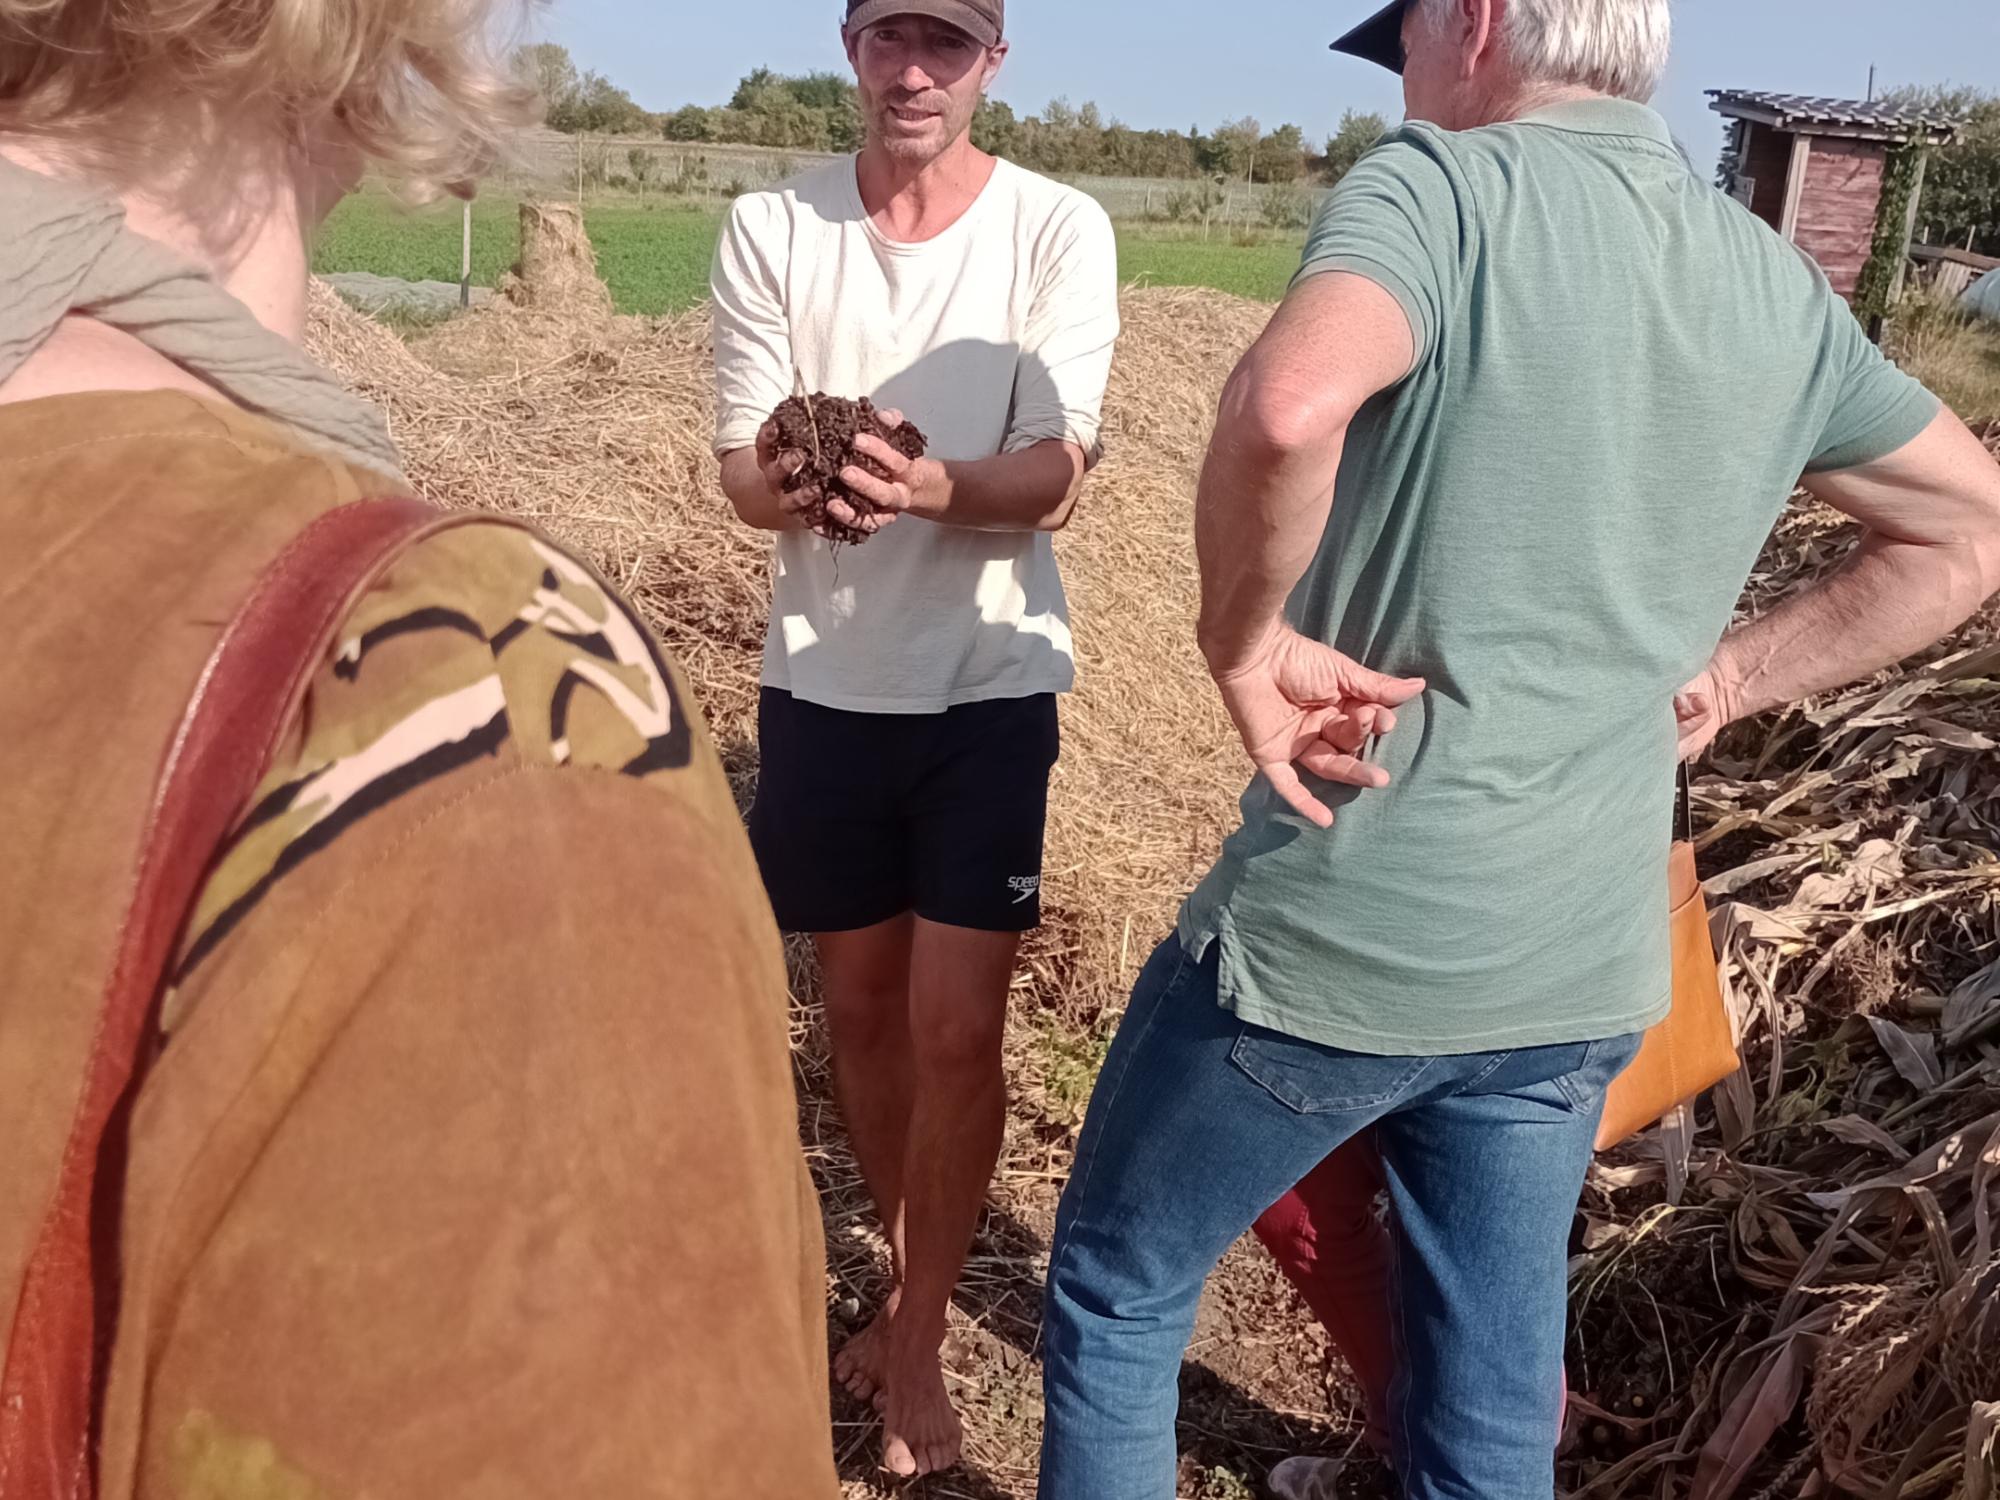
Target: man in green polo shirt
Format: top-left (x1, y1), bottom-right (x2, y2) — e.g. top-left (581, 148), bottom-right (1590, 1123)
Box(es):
top-left (1036, 2), bottom-right (2000, 1497)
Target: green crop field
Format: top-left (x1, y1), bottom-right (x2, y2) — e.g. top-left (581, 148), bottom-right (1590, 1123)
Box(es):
top-left (313, 191), bottom-right (725, 316)
top-left (314, 189), bottom-right (1305, 315)
top-left (1115, 227), bottom-right (1303, 302)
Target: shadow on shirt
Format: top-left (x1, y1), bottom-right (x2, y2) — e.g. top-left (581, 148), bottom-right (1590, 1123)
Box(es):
top-left (767, 336), bottom-right (1084, 717)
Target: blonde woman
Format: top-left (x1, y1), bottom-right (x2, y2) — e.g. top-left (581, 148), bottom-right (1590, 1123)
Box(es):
top-left (0, 5), bottom-right (838, 1497)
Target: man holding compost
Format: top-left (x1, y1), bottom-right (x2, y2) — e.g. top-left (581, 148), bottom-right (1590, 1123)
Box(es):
top-left (1037, 1), bottom-right (2000, 1497)
top-left (709, 0), bottom-right (1118, 1479)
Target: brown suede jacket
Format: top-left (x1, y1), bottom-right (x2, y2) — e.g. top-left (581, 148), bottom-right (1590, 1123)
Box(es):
top-left (0, 391), bottom-right (838, 1499)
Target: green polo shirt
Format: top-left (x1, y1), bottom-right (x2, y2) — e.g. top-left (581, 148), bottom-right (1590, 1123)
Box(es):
top-left (1178, 98), bottom-right (1938, 1055)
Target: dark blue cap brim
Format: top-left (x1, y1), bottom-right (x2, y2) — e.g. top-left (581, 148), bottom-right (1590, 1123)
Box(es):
top-left (1330, 0), bottom-right (1410, 75)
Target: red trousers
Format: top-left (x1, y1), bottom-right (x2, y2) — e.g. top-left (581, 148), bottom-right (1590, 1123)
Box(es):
top-left (1253, 1136), bottom-right (1571, 1455)
top-left (1251, 1137), bottom-right (1397, 1450)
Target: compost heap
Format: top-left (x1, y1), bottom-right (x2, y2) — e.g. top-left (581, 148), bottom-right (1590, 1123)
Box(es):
top-left (308, 231), bottom-right (2000, 1497)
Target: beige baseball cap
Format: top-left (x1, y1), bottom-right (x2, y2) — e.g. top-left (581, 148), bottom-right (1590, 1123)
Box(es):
top-left (844, 0), bottom-right (1003, 49)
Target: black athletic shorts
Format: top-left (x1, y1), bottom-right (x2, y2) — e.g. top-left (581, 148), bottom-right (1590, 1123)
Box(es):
top-left (748, 688), bottom-right (1061, 934)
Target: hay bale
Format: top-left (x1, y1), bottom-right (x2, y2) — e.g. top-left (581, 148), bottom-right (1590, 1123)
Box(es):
top-left (500, 201), bottom-right (612, 320)
top-left (307, 277), bottom-right (767, 711)
top-left (412, 204), bottom-right (623, 379)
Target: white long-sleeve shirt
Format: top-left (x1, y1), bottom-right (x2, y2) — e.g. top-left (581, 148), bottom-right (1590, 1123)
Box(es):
top-left (711, 155), bottom-right (1120, 714)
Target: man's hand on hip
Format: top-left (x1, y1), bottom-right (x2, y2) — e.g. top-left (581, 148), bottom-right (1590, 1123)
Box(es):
top-left (1674, 665), bottom-right (1743, 763)
top-left (1210, 625), bottom-right (1427, 829)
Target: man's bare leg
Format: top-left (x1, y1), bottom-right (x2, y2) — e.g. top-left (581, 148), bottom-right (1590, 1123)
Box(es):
top-left (879, 919), bottom-right (1017, 1478)
top-left (819, 916), bottom-right (917, 1404)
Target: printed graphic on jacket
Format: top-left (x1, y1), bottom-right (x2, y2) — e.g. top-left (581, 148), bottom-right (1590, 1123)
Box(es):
top-left (166, 525), bottom-right (692, 1018)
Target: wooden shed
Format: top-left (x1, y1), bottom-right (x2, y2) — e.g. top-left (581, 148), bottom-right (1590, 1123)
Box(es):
top-left (1709, 90), bottom-right (1959, 301)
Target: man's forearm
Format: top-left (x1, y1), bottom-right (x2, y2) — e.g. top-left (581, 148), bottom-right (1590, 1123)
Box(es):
top-left (902, 440), bottom-right (1086, 532)
top-left (1712, 410), bottom-right (2000, 722)
top-left (1193, 379), bottom-right (1349, 673)
top-left (1712, 532), bottom-right (1994, 720)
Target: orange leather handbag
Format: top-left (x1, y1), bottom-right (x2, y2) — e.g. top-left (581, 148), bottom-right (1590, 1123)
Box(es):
top-left (0, 498), bottom-right (442, 1500)
top-left (1596, 769), bottom-right (1741, 1150)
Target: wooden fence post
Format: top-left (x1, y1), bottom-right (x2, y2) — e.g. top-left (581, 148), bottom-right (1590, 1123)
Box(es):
top-left (460, 200), bottom-right (472, 309)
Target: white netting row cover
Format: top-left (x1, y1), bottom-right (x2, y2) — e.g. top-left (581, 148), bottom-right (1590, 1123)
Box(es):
top-left (1964, 266), bottom-right (2000, 323)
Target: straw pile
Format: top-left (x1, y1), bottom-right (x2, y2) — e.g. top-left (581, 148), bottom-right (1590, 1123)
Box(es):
top-left (1567, 467), bottom-right (2000, 1500)
top-left (307, 235), bottom-right (2000, 1497)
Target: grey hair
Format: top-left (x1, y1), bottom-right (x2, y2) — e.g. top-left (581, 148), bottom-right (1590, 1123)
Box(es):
top-left (1420, 0), bottom-right (1673, 102)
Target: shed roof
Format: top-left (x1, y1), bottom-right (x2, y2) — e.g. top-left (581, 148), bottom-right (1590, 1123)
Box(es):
top-left (1707, 90), bottom-right (1960, 144)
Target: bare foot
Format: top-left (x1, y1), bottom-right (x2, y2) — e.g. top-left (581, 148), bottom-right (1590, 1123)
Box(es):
top-left (833, 1298), bottom-right (898, 1404)
top-left (880, 1349), bottom-right (963, 1478)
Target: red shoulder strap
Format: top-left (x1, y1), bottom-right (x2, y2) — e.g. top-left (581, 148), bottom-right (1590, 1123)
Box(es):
top-left (0, 497), bottom-right (442, 1500)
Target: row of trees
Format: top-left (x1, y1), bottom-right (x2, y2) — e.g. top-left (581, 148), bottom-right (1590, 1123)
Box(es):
top-left (1883, 85), bottom-right (2000, 257)
top-left (661, 68), bottom-right (866, 151)
top-left (970, 101), bottom-right (1389, 186)
top-left (519, 46), bottom-right (1389, 187)
top-left (515, 49), bottom-right (1998, 250)
top-left (661, 70), bottom-right (1390, 188)
top-left (519, 44), bottom-right (654, 135)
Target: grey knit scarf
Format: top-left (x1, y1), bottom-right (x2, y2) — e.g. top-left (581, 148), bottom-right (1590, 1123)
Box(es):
top-left (0, 155), bottom-right (406, 481)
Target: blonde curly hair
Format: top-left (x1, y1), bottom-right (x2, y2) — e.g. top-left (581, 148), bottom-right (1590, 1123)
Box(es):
top-left (0, 0), bottom-right (540, 194)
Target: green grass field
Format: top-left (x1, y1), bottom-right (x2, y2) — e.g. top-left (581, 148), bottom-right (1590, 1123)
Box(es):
top-left (314, 190), bottom-right (1304, 315)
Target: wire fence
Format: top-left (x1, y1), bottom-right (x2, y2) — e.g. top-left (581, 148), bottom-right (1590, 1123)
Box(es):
top-left (1062, 172), bottom-right (1328, 227)
top-left (496, 130), bottom-right (827, 205)
top-left (497, 128), bottom-right (1328, 229)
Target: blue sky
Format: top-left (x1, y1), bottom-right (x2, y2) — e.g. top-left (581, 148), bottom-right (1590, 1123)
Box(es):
top-left (548, 1), bottom-right (2000, 172)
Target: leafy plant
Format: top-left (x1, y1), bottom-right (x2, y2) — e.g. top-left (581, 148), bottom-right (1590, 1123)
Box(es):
top-left (1194, 1468), bottom-right (1255, 1500)
top-left (1260, 182), bottom-right (1314, 231)
top-left (673, 157), bottom-right (710, 196)
top-left (1881, 84), bottom-right (2000, 256)
top-left (1854, 143), bottom-right (1926, 325)
top-left (1321, 108), bottom-right (1389, 185)
top-left (1165, 180), bottom-right (1226, 224)
top-left (1039, 1021), bottom-right (1114, 1122)
top-left (569, 140), bottom-right (616, 189)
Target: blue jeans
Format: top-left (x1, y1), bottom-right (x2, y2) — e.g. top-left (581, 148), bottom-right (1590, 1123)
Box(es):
top-left (1038, 940), bottom-right (1641, 1500)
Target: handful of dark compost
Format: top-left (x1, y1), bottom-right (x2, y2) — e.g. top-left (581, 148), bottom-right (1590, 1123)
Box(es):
top-left (768, 393), bottom-right (927, 545)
